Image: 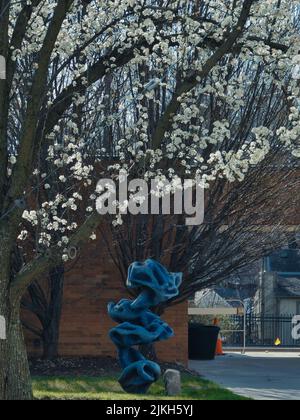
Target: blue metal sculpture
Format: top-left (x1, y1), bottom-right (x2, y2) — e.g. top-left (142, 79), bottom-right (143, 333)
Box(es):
top-left (108, 259), bottom-right (182, 394)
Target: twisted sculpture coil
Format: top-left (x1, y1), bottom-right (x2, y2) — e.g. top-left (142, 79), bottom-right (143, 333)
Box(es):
top-left (108, 259), bottom-right (182, 394)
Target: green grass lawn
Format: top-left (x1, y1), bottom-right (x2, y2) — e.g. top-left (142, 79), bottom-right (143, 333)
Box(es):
top-left (32, 374), bottom-right (249, 400)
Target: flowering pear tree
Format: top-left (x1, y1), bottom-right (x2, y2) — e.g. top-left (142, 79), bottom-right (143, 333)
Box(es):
top-left (103, 53), bottom-right (300, 305)
top-left (0, 0), bottom-right (299, 400)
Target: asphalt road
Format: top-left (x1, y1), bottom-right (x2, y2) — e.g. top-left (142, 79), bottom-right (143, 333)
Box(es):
top-left (189, 352), bottom-right (300, 400)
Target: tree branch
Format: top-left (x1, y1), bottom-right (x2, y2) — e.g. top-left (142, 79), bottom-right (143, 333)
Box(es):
top-left (0, 0), bottom-right (10, 206)
top-left (7, 0), bottom-right (74, 206)
top-left (12, 210), bottom-right (104, 298)
top-left (152, 0), bottom-right (257, 149)
top-left (7, 0), bottom-right (43, 90)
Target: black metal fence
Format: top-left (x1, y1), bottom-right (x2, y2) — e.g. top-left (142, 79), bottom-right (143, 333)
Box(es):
top-left (222, 315), bottom-right (300, 348)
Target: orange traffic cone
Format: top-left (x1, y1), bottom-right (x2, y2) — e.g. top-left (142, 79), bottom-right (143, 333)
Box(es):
top-left (216, 337), bottom-right (225, 356)
top-left (213, 318), bottom-right (225, 356)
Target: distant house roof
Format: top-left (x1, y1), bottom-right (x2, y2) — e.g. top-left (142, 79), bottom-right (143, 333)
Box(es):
top-left (275, 277), bottom-right (300, 298)
top-left (266, 249), bottom-right (300, 277)
top-left (214, 287), bottom-right (255, 302)
top-left (195, 289), bottom-right (231, 308)
top-left (195, 287), bottom-right (254, 308)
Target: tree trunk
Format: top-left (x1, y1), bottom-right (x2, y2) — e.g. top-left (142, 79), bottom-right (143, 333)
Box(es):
top-left (0, 226), bottom-right (32, 400)
top-left (42, 266), bottom-right (64, 359)
top-left (42, 333), bottom-right (59, 360)
top-left (0, 294), bottom-right (32, 400)
top-left (0, 282), bottom-right (9, 400)
top-left (6, 305), bottom-right (32, 400)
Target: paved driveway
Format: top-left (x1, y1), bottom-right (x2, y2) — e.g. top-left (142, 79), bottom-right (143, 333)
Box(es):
top-left (189, 352), bottom-right (300, 400)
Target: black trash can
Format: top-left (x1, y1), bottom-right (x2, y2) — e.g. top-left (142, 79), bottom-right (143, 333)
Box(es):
top-left (189, 324), bottom-right (220, 360)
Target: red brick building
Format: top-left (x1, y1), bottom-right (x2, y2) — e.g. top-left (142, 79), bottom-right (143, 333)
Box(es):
top-left (23, 235), bottom-right (189, 366)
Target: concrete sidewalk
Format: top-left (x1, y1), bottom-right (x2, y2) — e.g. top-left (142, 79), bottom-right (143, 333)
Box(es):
top-left (189, 352), bottom-right (300, 400)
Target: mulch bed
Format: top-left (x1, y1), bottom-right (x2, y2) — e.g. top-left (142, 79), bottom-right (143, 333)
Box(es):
top-left (29, 357), bottom-right (198, 378)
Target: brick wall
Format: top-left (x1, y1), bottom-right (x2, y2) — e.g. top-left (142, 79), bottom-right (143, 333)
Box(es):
top-left (23, 235), bottom-right (188, 366)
